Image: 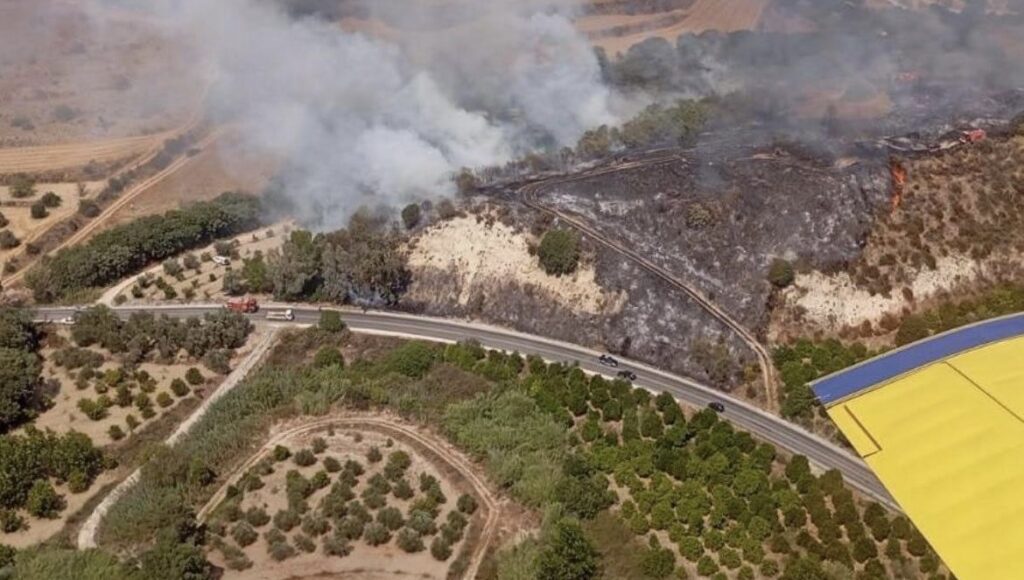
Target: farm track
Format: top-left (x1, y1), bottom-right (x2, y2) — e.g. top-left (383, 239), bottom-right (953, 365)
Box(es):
top-left (517, 155), bottom-right (780, 410)
top-left (4, 127), bottom-right (223, 287)
top-left (197, 415), bottom-right (501, 580)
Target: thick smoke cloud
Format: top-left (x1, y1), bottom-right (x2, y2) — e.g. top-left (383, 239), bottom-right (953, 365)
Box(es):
top-left (95, 0), bottom-right (614, 225)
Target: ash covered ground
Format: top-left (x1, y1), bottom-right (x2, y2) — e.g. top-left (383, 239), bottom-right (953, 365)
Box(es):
top-left (527, 135), bottom-right (892, 329)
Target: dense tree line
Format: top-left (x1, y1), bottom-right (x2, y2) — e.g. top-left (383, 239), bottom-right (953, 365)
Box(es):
top-left (240, 212), bottom-right (410, 306)
top-left (773, 339), bottom-right (877, 420)
top-left (26, 192), bottom-right (262, 303)
top-left (0, 427), bottom-right (106, 517)
top-left (0, 309), bottom-right (43, 433)
top-left (70, 306), bottom-right (252, 372)
top-left (574, 99), bottom-right (710, 160)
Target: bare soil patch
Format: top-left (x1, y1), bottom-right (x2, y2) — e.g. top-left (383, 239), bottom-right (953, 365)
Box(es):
top-left (0, 181), bottom-right (101, 267)
top-left (406, 215), bottom-right (626, 316)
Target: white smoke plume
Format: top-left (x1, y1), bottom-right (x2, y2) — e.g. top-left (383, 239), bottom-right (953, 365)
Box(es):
top-left (97, 0), bottom-right (615, 226)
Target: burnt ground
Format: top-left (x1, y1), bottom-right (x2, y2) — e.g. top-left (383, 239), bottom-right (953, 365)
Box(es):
top-left (530, 136), bottom-right (892, 331)
top-left (399, 202), bottom-right (753, 393)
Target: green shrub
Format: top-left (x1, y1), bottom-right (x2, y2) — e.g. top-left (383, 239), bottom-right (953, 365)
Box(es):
top-left (185, 368), bottom-right (204, 386)
top-left (366, 447), bottom-right (382, 463)
top-left (26, 480), bottom-right (64, 518)
top-left (322, 535), bottom-right (352, 557)
top-left (245, 507), bottom-right (270, 528)
top-left (401, 203), bottom-right (422, 229)
top-left (768, 258), bottom-right (795, 288)
top-left (156, 392), bottom-right (173, 408)
top-left (537, 229), bottom-right (580, 276)
top-left (396, 527), bottom-right (425, 553)
top-left (293, 532), bottom-right (316, 553)
top-left (108, 425), bottom-right (126, 441)
top-left (363, 522), bottom-right (391, 546)
top-left (170, 379), bottom-right (190, 397)
top-left (273, 509), bottom-right (301, 532)
top-left (318, 310), bottom-right (345, 333)
top-left (30, 202), bottom-right (48, 220)
top-left (457, 493), bottom-right (478, 515)
top-left (430, 536), bottom-right (452, 561)
top-left (293, 449), bottom-right (317, 467)
top-left (0, 509), bottom-right (24, 532)
top-left (231, 521), bottom-right (257, 547)
top-left (26, 193), bottom-right (261, 303)
top-left (323, 456), bottom-right (341, 473)
top-left (377, 506), bottom-right (404, 531)
top-left (273, 445), bottom-right (291, 462)
top-left (268, 540), bottom-right (296, 561)
top-left (313, 347), bottom-right (345, 369)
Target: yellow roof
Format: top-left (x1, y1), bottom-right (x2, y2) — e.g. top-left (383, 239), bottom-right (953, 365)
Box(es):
top-left (827, 336), bottom-right (1024, 580)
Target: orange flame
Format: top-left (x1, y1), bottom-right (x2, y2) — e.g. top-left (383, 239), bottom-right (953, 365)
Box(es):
top-left (890, 159), bottom-right (907, 211)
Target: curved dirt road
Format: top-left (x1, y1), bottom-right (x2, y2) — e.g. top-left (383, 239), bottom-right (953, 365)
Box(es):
top-left (518, 163), bottom-right (779, 410)
top-left (197, 415), bottom-right (500, 580)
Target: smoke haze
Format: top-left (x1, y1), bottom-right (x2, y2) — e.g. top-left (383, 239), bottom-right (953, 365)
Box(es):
top-left (91, 0), bottom-right (614, 225)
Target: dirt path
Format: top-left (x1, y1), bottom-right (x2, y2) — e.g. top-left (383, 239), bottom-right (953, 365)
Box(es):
top-left (5, 127), bottom-right (223, 287)
top-left (76, 328), bottom-right (278, 549)
top-left (198, 415), bottom-right (501, 580)
top-left (518, 159), bottom-right (780, 410)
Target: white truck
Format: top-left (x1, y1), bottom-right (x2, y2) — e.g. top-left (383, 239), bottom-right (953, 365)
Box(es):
top-left (265, 308), bottom-right (295, 322)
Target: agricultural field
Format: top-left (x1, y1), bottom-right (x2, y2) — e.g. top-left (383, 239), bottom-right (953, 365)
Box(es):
top-left (580, 0), bottom-right (770, 56)
top-left (202, 418), bottom-right (490, 578)
top-left (0, 180), bottom-right (100, 271)
top-left (0, 305), bottom-right (255, 551)
top-left (107, 223), bottom-right (291, 306)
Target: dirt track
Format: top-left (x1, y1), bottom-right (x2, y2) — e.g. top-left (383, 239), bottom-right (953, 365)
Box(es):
top-left (198, 415), bottom-right (501, 580)
top-left (518, 156), bottom-right (779, 409)
top-left (4, 127), bottom-right (223, 287)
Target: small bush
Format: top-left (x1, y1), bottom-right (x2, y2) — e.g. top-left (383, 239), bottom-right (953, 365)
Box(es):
top-left (311, 437), bottom-right (328, 454)
top-left (273, 445), bottom-right (291, 462)
top-left (537, 228), bottom-right (580, 276)
top-left (0, 230), bottom-right (20, 249)
top-left (431, 536), bottom-right (453, 561)
top-left (108, 425), bottom-right (126, 441)
top-left (41, 191), bottom-right (62, 208)
top-left (293, 532), bottom-right (316, 553)
top-left (302, 514), bottom-right (331, 537)
top-left (396, 527), bottom-right (425, 553)
top-left (268, 540), bottom-right (296, 561)
top-left (170, 379), bottom-right (190, 397)
top-left (293, 449), bottom-right (317, 467)
top-left (30, 202), bottom-right (48, 220)
top-left (313, 346), bottom-right (345, 369)
top-left (245, 507), bottom-right (271, 528)
top-left (323, 535), bottom-right (352, 557)
top-left (401, 203), bottom-right (422, 229)
top-left (0, 509), bottom-right (25, 533)
top-left (768, 258), bottom-right (795, 288)
top-left (393, 478), bottom-right (414, 500)
top-left (185, 367), bottom-right (204, 385)
top-left (457, 493), bottom-right (478, 515)
top-left (363, 522), bottom-right (391, 546)
top-left (156, 392), bottom-right (174, 408)
top-left (377, 506), bottom-right (404, 531)
top-left (367, 447), bottom-right (382, 463)
top-left (323, 456), bottom-right (341, 472)
top-left (26, 480), bottom-right (65, 518)
top-left (232, 521), bottom-right (258, 547)
top-left (273, 509), bottom-right (301, 532)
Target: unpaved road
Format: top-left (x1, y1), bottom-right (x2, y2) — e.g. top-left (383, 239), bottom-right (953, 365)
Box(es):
top-left (198, 415), bottom-right (501, 580)
top-left (76, 328), bottom-right (278, 549)
top-left (518, 161), bottom-right (780, 411)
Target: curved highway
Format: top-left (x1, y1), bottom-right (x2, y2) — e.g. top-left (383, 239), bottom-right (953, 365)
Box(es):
top-left (34, 304), bottom-right (896, 510)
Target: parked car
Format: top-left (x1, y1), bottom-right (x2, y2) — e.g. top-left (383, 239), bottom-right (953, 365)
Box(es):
top-left (598, 354), bottom-right (619, 367)
top-left (617, 370), bottom-right (638, 381)
top-left (707, 401), bottom-right (726, 413)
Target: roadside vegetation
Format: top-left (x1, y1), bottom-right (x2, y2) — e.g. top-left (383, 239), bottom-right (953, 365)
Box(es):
top-left (773, 340), bottom-right (878, 422)
top-left (75, 325), bottom-right (943, 579)
top-left (25, 192), bottom-right (262, 303)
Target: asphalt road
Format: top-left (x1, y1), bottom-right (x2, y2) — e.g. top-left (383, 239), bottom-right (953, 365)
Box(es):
top-left (34, 304), bottom-right (897, 510)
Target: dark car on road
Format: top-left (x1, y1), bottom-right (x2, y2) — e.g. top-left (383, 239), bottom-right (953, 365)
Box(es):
top-left (617, 370), bottom-right (637, 381)
top-left (598, 354), bottom-right (619, 367)
top-left (707, 401), bottom-right (725, 413)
